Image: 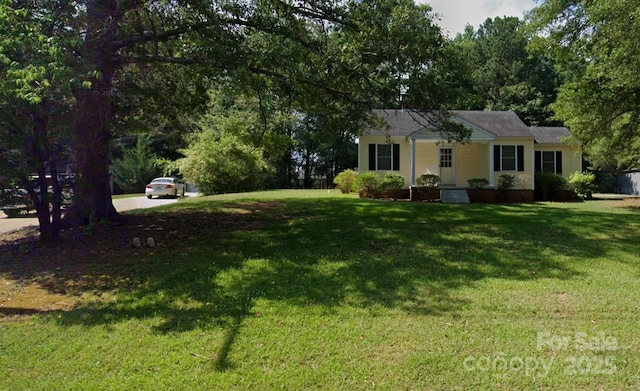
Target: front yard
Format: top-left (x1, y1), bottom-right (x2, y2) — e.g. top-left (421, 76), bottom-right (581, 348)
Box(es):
top-left (1, 190), bottom-right (639, 390)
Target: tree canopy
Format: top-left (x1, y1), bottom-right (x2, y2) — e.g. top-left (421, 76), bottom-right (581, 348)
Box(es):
top-left (453, 16), bottom-right (561, 126)
top-left (528, 0), bottom-right (640, 170)
top-left (2, 0), bottom-right (468, 239)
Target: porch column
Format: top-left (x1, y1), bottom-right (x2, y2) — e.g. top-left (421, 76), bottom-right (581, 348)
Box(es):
top-left (411, 138), bottom-right (417, 186)
top-left (489, 141), bottom-right (495, 187)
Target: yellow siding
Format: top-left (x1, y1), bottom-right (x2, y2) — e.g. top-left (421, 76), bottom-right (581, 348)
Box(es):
top-left (494, 138), bottom-right (535, 190)
top-left (535, 145), bottom-right (582, 179)
top-left (456, 143), bottom-right (488, 186)
top-left (357, 136), bottom-right (575, 191)
top-left (414, 143), bottom-right (439, 177)
top-left (359, 137), bottom-right (412, 188)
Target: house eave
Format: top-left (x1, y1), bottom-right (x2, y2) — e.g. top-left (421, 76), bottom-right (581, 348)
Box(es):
top-left (408, 115), bottom-right (497, 142)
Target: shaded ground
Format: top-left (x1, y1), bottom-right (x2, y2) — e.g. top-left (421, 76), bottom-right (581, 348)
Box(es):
top-left (0, 203), bottom-right (272, 320)
top-left (1, 197), bottom-right (638, 320)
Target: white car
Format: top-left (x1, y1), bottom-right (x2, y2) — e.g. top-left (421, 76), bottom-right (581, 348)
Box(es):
top-left (145, 177), bottom-right (185, 199)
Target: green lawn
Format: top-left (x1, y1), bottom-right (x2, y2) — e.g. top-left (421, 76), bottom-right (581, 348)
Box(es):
top-left (1, 190), bottom-right (639, 390)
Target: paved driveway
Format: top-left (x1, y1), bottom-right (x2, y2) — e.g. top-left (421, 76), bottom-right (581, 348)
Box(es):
top-left (0, 193), bottom-right (198, 235)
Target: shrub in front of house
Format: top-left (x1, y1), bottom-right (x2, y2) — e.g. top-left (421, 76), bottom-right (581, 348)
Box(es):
top-left (569, 171), bottom-right (597, 200)
top-left (380, 173), bottom-right (405, 200)
top-left (357, 172), bottom-right (380, 198)
top-left (497, 174), bottom-right (516, 192)
top-left (416, 174), bottom-right (440, 187)
top-left (535, 171), bottom-right (568, 201)
top-left (333, 169), bottom-right (358, 194)
top-left (467, 178), bottom-right (489, 189)
top-left (466, 178), bottom-right (492, 203)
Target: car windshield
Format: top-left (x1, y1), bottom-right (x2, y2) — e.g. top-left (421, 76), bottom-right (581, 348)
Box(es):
top-left (151, 179), bottom-right (172, 184)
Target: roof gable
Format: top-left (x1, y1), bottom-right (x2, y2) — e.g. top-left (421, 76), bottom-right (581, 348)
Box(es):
top-left (454, 111), bottom-right (531, 138)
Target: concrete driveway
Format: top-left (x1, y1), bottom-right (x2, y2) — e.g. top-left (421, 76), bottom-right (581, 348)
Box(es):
top-left (0, 193), bottom-right (199, 235)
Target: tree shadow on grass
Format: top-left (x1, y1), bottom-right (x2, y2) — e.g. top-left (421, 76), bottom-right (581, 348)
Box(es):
top-left (2, 198), bottom-right (639, 369)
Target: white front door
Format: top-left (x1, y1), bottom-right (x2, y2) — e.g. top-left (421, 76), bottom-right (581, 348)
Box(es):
top-left (439, 147), bottom-right (455, 185)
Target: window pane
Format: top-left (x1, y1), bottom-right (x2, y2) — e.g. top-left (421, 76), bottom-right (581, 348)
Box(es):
top-left (440, 148), bottom-right (452, 168)
top-left (542, 151), bottom-right (555, 173)
top-left (501, 146), bottom-right (516, 171)
top-left (377, 144), bottom-right (392, 170)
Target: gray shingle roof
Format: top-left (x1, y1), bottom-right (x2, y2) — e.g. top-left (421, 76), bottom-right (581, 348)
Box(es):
top-left (364, 109), bottom-right (436, 137)
top-left (365, 109), bottom-right (533, 138)
top-left (528, 127), bottom-right (571, 144)
top-left (454, 111), bottom-right (532, 137)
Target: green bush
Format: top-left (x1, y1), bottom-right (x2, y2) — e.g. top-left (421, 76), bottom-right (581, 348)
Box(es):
top-left (535, 171), bottom-right (568, 201)
top-left (380, 172), bottom-right (405, 200)
top-left (179, 131), bottom-right (271, 195)
top-left (497, 174), bottom-right (516, 193)
top-left (595, 171), bottom-right (617, 193)
top-left (357, 172), bottom-right (380, 198)
top-left (333, 169), bottom-right (358, 193)
top-left (112, 134), bottom-right (162, 193)
top-left (416, 173), bottom-right (440, 187)
top-left (467, 178), bottom-right (489, 189)
top-left (569, 171), bottom-right (597, 199)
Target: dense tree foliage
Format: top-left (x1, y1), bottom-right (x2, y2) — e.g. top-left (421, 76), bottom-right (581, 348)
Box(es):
top-left (454, 16), bottom-right (562, 126)
top-left (178, 95), bottom-right (272, 194)
top-left (0, 1), bottom-right (77, 241)
top-left (111, 134), bottom-right (162, 194)
top-left (528, 0), bottom-right (640, 170)
top-left (1, 0), bottom-right (468, 239)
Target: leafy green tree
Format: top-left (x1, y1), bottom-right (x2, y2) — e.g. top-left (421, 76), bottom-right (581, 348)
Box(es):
top-left (3, 0), bottom-right (470, 240)
top-left (454, 17), bottom-right (561, 126)
top-left (0, 1), bottom-right (76, 242)
top-left (179, 130), bottom-right (270, 195)
top-left (111, 134), bottom-right (162, 194)
top-left (528, 0), bottom-right (640, 169)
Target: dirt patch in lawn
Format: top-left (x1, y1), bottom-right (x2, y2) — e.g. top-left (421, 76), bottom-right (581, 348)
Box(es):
top-left (0, 203), bottom-right (279, 320)
top-left (617, 197), bottom-right (640, 210)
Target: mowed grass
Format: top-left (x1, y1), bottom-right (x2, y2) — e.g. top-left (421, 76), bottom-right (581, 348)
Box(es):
top-left (1, 190), bottom-right (640, 390)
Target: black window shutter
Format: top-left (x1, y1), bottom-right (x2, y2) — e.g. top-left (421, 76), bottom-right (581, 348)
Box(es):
top-left (535, 151), bottom-right (542, 172)
top-left (555, 151), bottom-right (563, 174)
top-left (369, 144), bottom-right (376, 170)
top-left (494, 145), bottom-right (501, 171)
top-left (517, 145), bottom-right (525, 172)
top-left (392, 144), bottom-right (400, 171)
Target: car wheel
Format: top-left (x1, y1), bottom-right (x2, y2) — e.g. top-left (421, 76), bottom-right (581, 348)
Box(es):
top-left (147, 195), bottom-right (152, 199)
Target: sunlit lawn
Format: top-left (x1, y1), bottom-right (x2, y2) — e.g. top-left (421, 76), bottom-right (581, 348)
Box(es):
top-left (1, 190), bottom-right (639, 390)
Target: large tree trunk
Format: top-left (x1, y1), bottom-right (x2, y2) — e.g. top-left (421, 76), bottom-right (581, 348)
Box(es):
top-left (64, 0), bottom-right (122, 226)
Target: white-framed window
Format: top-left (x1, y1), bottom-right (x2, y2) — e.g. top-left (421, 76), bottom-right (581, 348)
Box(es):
top-left (377, 144), bottom-right (392, 170)
top-left (440, 148), bottom-right (452, 168)
top-left (494, 145), bottom-right (524, 172)
top-left (368, 143), bottom-right (400, 171)
top-left (542, 151), bottom-right (556, 173)
top-left (501, 145), bottom-right (517, 171)
top-left (535, 151), bottom-right (563, 174)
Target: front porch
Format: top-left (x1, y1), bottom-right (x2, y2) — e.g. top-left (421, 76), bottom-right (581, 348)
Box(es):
top-left (409, 140), bottom-right (497, 188)
top-left (407, 120), bottom-right (499, 188)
